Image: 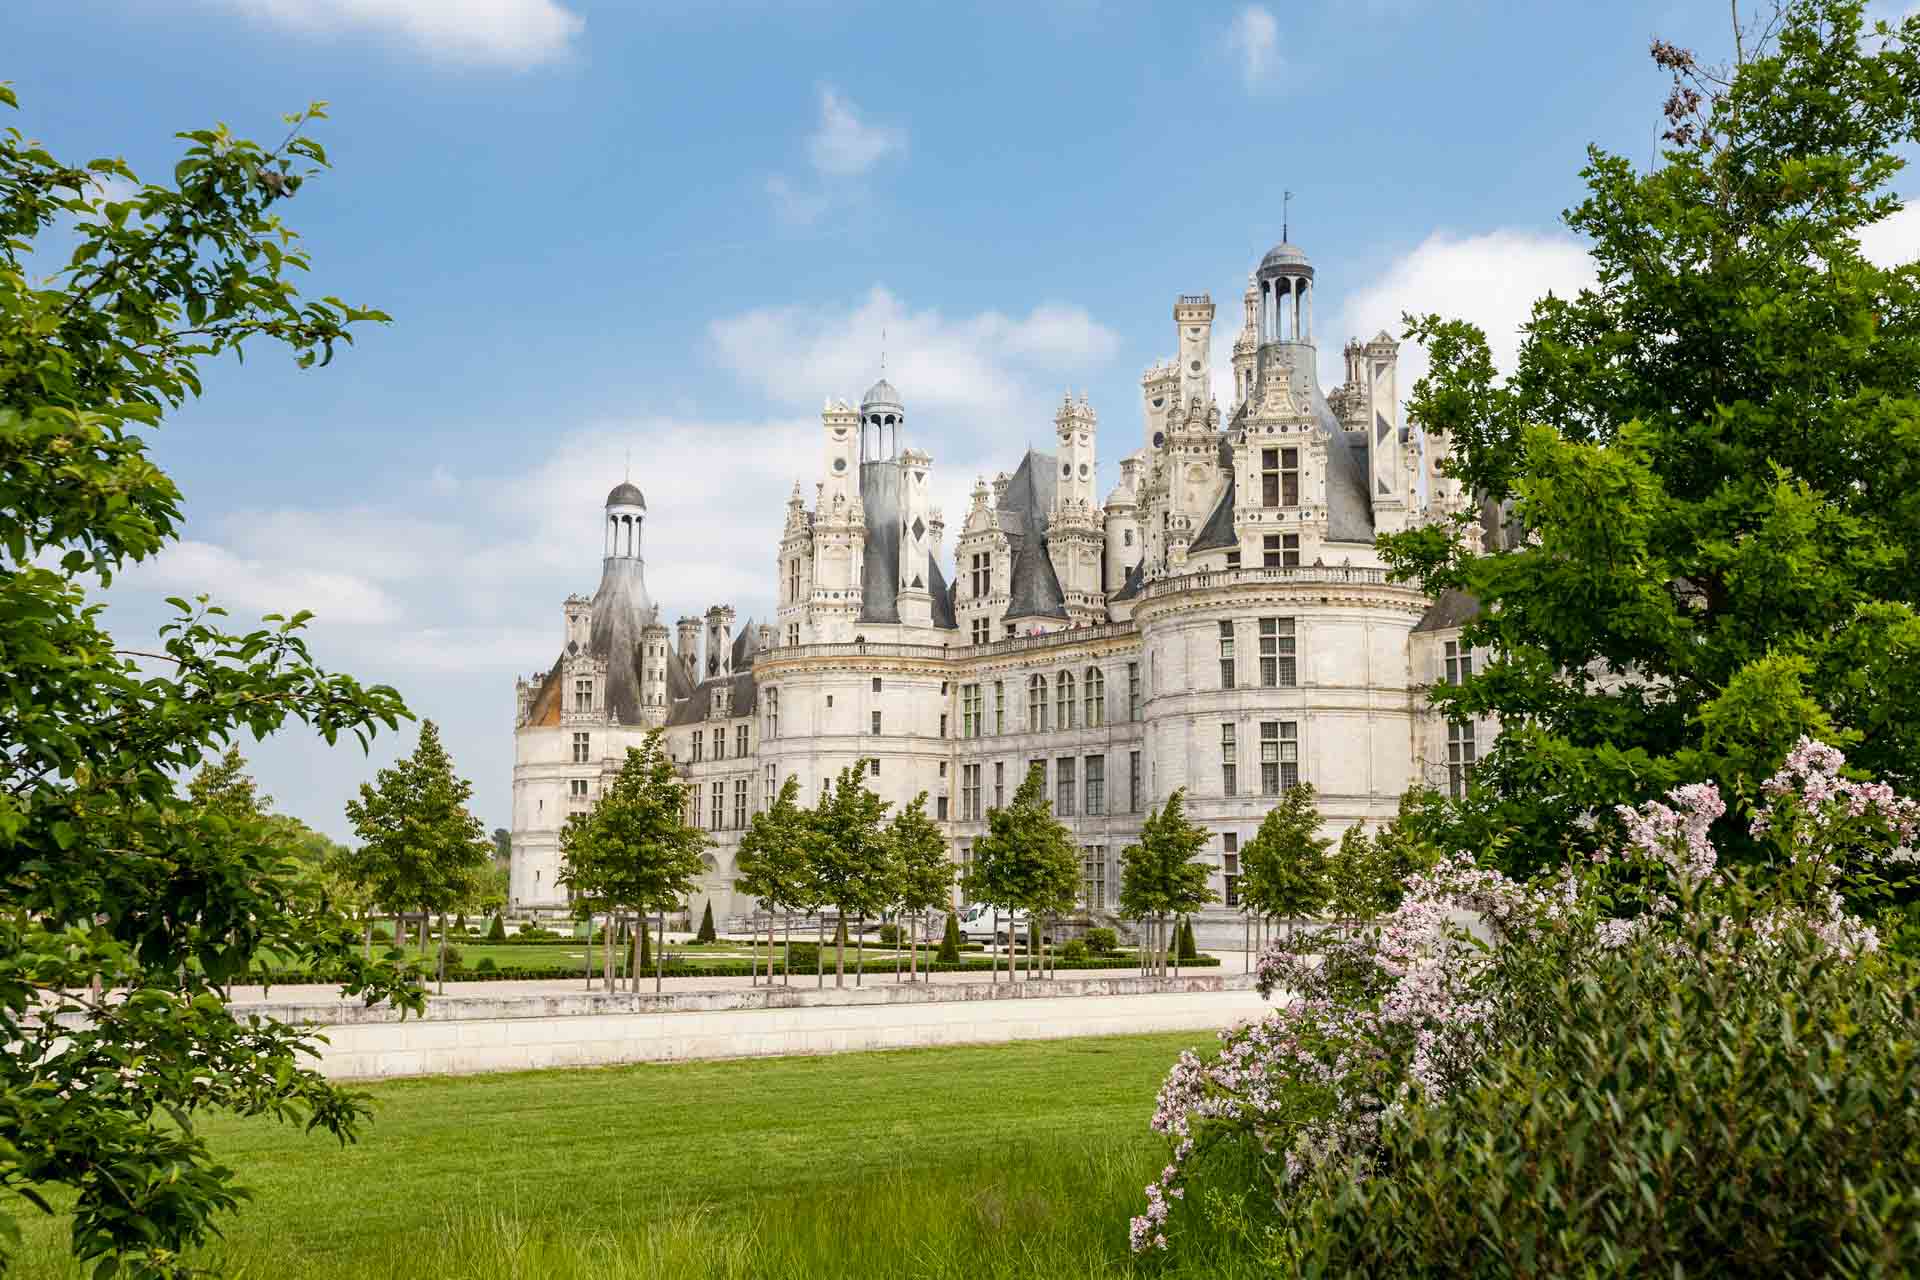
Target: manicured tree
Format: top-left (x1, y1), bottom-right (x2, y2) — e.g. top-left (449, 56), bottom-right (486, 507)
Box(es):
top-left (736, 775), bottom-right (814, 985)
top-left (937, 912), bottom-right (962, 965)
top-left (557, 810), bottom-right (614, 990)
top-left (1120, 789), bottom-right (1217, 977)
top-left (486, 912), bottom-right (506, 942)
top-left (888, 793), bottom-right (955, 982)
top-left (0, 93), bottom-right (416, 1277)
top-left (695, 901), bottom-right (716, 944)
top-left (965, 763), bottom-right (1037, 982)
top-left (809, 762), bottom-right (894, 988)
top-left (584, 734), bottom-right (708, 993)
top-left (1240, 784), bottom-right (1333, 948)
top-left (1177, 918), bottom-right (1198, 962)
top-left (1380, 0), bottom-right (1920, 880)
top-left (346, 721), bottom-right (491, 993)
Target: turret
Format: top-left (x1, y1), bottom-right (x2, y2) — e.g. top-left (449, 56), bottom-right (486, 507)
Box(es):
top-left (1174, 294), bottom-right (1214, 408)
top-left (676, 616), bottom-right (702, 680)
top-left (704, 605), bottom-right (736, 679)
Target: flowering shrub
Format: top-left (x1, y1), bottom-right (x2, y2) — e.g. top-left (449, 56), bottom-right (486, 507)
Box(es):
top-left (1133, 737), bottom-right (1919, 1256)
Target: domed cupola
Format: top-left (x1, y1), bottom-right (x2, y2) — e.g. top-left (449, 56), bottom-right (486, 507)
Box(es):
top-left (604, 479), bottom-right (646, 560)
top-left (1254, 238), bottom-right (1315, 347)
top-left (861, 376), bottom-right (904, 461)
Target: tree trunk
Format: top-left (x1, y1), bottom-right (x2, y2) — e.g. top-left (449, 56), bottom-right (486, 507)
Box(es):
top-left (654, 910), bottom-right (664, 993)
top-left (817, 913), bottom-right (825, 988)
top-left (784, 911), bottom-right (793, 986)
top-left (992, 908), bottom-right (1000, 985)
top-left (436, 911), bottom-right (448, 994)
top-left (603, 911), bottom-right (614, 991)
top-left (834, 910), bottom-right (846, 989)
top-left (856, 912), bottom-right (865, 988)
top-left (767, 908), bottom-right (776, 987)
top-left (630, 913), bottom-right (641, 994)
top-left (363, 913), bottom-right (373, 962)
top-left (749, 908), bottom-right (759, 986)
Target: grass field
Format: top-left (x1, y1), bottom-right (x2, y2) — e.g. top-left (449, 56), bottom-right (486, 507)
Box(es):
top-left (11, 1032), bottom-right (1262, 1279)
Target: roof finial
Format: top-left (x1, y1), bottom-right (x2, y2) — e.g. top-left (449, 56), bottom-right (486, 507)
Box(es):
top-left (1283, 189), bottom-right (1293, 243)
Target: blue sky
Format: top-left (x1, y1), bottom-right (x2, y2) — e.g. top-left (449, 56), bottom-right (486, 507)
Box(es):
top-left (9, 0), bottom-right (1918, 840)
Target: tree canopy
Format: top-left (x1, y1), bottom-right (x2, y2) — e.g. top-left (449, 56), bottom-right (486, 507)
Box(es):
top-left (1380, 0), bottom-right (1920, 877)
top-left (0, 90), bottom-right (411, 1277)
top-left (1239, 784), bottom-right (1333, 924)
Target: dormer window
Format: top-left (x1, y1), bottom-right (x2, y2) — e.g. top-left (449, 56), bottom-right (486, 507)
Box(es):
top-left (573, 678), bottom-right (593, 713)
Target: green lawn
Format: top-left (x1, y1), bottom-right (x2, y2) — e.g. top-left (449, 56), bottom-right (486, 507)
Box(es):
top-left (11, 1032), bottom-right (1261, 1279)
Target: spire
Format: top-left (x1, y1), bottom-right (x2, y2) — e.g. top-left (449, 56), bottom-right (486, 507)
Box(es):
top-left (1283, 189), bottom-right (1293, 242)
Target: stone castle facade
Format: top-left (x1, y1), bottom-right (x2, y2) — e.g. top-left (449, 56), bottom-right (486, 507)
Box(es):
top-left (510, 237), bottom-right (1486, 923)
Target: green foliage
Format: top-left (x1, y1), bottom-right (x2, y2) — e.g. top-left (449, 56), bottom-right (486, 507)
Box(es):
top-left (937, 913), bottom-right (962, 964)
top-left (342, 720), bottom-right (492, 927)
top-left (734, 774), bottom-right (818, 918)
top-left (485, 913), bottom-right (506, 942)
top-left (1060, 939), bottom-right (1090, 963)
top-left (638, 919), bottom-right (651, 971)
top-left (1119, 789), bottom-right (1218, 925)
top-left (811, 763), bottom-right (894, 979)
top-left (877, 923), bottom-right (902, 946)
top-left (1239, 784), bottom-right (1332, 923)
top-left (1276, 928), bottom-right (1920, 1277)
top-left (559, 732), bottom-right (707, 937)
top-left (694, 901), bottom-right (716, 944)
top-left (888, 791), bottom-right (955, 921)
top-left (0, 88), bottom-right (419, 1278)
top-left (1176, 919), bottom-right (1197, 962)
top-left (965, 763), bottom-right (1080, 922)
top-left (1083, 927), bottom-right (1119, 955)
top-left (473, 956), bottom-right (496, 974)
top-left (1380, 0), bottom-right (1920, 878)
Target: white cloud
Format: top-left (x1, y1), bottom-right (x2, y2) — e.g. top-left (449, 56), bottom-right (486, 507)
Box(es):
top-left (1329, 229), bottom-right (1597, 396)
top-left (1226, 6), bottom-right (1281, 91)
top-left (428, 464), bottom-right (459, 496)
top-left (126, 538), bottom-right (402, 626)
top-left (766, 86), bottom-right (907, 225)
top-left (211, 0), bottom-right (584, 68)
top-left (1859, 198), bottom-right (1920, 270)
top-left (806, 87), bottom-right (907, 178)
top-left (765, 174), bottom-right (829, 229)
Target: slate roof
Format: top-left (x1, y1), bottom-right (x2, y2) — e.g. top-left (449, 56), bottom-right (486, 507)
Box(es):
top-left (1190, 436), bottom-right (1239, 553)
top-left (1412, 588), bottom-right (1480, 634)
top-left (1108, 559), bottom-right (1145, 603)
top-left (664, 669), bottom-right (757, 726)
top-left (997, 448), bottom-right (1070, 622)
top-left (853, 459), bottom-right (956, 629)
top-left (585, 556), bottom-right (654, 726)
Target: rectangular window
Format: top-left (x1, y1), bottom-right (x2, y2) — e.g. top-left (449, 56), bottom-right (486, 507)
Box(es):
top-left (1084, 668), bottom-right (1104, 727)
top-left (962, 684), bottom-right (981, 738)
top-left (711, 782), bottom-right (725, 830)
top-left (1227, 549), bottom-right (1242, 569)
top-left (713, 726), bottom-right (725, 761)
top-left (869, 758), bottom-right (880, 777)
top-left (972, 617), bottom-right (990, 645)
top-left (1444, 640), bottom-right (1473, 685)
top-left (962, 763), bottom-right (981, 820)
top-left (1130, 750), bottom-right (1142, 813)
top-left (1261, 447), bottom-right (1280, 507)
top-left (572, 731), bottom-right (590, 764)
top-left (787, 623), bottom-right (800, 647)
top-left (1056, 756), bottom-right (1076, 818)
top-left (1283, 533), bottom-right (1300, 567)
top-left (569, 778), bottom-right (590, 809)
top-left (1224, 831), bottom-right (1241, 908)
top-left (970, 551), bottom-right (992, 599)
top-left (1029, 758), bottom-right (1047, 794)
top-left (1448, 720), bottom-right (1478, 798)
top-left (766, 688), bottom-right (779, 738)
top-left (692, 734), bottom-right (703, 763)
top-left (765, 763), bottom-right (776, 811)
top-left (1263, 534), bottom-right (1281, 568)
top-left (736, 724), bottom-right (749, 757)
top-left (733, 778), bottom-right (748, 829)
top-left (573, 678), bottom-right (593, 713)
top-left (937, 795), bottom-right (949, 821)
top-left (1029, 677), bottom-right (1048, 732)
top-left (994, 760), bottom-right (1006, 809)
top-left (940, 713), bottom-right (949, 739)
top-left (1128, 663), bottom-right (1142, 721)
top-left (1282, 447), bottom-right (1299, 506)
top-left (1260, 617), bottom-right (1297, 688)
top-left (1085, 754), bottom-right (1105, 816)
top-left (788, 558), bottom-right (800, 604)
top-left (994, 681), bottom-right (1006, 734)
top-left (688, 782), bottom-right (700, 828)
top-left (1261, 721), bottom-right (1299, 794)
top-left (1056, 673), bottom-right (1075, 730)
top-left (1218, 620), bottom-right (1236, 688)
top-left (872, 710), bottom-right (883, 735)
top-left (1221, 722), bottom-right (1237, 797)
top-left (1082, 846), bottom-right (1107, 910)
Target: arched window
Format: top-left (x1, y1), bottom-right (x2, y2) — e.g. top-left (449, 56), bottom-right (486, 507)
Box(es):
top-left (1085, 667), bottom-right (1104, 728)
top-left (1056, 670), bottom-right (1076, 730)
top-left (1028, 674), bottom-right (1048, 732)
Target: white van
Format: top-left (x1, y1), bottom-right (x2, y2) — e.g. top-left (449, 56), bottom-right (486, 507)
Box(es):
top-left (956, 902), bottom-right (1032, 946)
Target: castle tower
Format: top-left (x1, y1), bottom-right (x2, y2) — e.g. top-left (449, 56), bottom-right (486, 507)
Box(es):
top-left (676, 616), bottom-right (702, 681)
top-left (955, 478), bottom-right (1007, 645)
top-left (1174, 294), bottom-right (1214, 408)
top-left (776, 482), bottom-right (812, 649)
top-left (1140, 360), bottom-right (1178, 455)
top-left (1049, 391), bottom-right (1104, 622)
top-left (821, 397), bottom-right (860, 505)
top-left (704, 605), bottom-right (736, 680)
top-left (897, 444), bottom-right (935, 629)
top-left (1233, 276), bottom-right (1259, 409)
top-left (1103, 454), bottom-right (1142, 593)
top-left (604, 480), bottom-right (646, 563)
top-left (564, 593), bottom-right (590, 652)
top-left (810, 396), bottom-right (867, 642)
top-left (1365, 331), bottom-right (1410, 534)
top-left (640, 618), bottom-right (669, 726)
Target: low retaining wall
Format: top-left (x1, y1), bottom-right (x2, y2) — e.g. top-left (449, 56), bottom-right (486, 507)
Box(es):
top-left (252, 975), bottom-right (1264, 1080)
